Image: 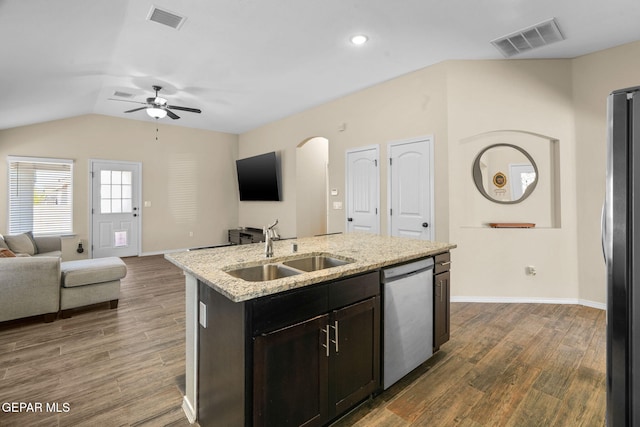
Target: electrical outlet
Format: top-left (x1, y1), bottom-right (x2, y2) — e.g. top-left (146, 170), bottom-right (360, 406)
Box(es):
top-left (526, 266), bottom-right (537, 276)
top-left (189, 231), bottom-right (194, 237)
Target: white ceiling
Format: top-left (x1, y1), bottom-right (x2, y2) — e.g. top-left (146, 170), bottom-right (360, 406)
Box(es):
top-left (1, 0), bottom-right (639, 134)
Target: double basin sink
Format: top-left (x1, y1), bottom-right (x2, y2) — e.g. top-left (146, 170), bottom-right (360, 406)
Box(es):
top-left (226, 253), bottom-right (354, 282)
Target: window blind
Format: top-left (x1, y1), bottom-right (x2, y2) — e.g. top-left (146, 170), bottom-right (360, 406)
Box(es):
top-left (8, 156), bottom-right (73, 235)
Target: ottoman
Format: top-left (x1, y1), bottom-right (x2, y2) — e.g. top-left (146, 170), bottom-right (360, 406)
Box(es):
top-left (60, 257), bottom-right (127, 318)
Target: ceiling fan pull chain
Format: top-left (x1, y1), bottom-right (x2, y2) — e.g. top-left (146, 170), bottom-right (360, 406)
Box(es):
top-left (156, 120), bottom-right (159, 141)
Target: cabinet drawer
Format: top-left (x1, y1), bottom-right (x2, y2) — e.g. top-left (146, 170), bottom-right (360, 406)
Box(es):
top-left (434, 252), bottom-right (451, 274)
top-left (328, 271), bottom-right (380, 310)
top-left (251, 285), bottom-right (328, 335)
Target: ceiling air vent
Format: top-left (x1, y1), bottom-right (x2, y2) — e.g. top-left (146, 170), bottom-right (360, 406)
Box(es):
top-left (147, 6), bottom-right (186, 30)
top-left (113, 91), bottom-right (134, 98)
top-left (491, 18), bottom-right (564, 58)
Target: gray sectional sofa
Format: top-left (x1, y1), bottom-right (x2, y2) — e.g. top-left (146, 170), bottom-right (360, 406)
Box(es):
top-left (0, 234), bottom-right (127, 323)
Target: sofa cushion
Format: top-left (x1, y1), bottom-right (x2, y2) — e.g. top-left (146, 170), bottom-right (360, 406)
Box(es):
top-left (4, 232), bottom-right (38, 256)
top-left (61, 257), bottom-right (127, 288)
top-left (34, 251), bottom-right (62, 258)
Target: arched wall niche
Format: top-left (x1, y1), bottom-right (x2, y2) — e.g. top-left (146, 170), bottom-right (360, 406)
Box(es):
top-left (460, 130), bottom-right (561, 228)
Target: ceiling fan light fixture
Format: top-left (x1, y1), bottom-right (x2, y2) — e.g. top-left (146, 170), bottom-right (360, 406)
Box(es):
top-left (146, 107), bottom-right (167, 119)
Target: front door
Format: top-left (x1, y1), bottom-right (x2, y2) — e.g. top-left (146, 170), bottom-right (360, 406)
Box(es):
top-left (345, 146), bottom-right (379, 234)
top-left (90, 160), bottom-right (141, 258)
top-left (388, 137), bottom-right (434, 240)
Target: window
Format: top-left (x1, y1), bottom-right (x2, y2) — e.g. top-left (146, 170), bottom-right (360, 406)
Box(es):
top-left (8, 156), bottom-right (73, 235)
top-left (100, 169), bottom-right (133, 214)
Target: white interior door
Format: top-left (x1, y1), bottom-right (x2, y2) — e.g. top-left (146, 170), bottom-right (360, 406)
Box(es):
top-left (345, 146), bottom-right (380, 234)
top-left (90, 160), bottom-right (141, 258)
top-left (388, 137), bottom-right (434, 240)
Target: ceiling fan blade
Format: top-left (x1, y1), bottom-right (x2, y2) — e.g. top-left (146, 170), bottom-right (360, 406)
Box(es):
top-left (124, 107), bottom-right (147, 113)
top-left (108, 98), bottom-right (147, 105)
top-left (165, 109), bottom-right (180, 119)
top-left (167, 105), bottom-right (202, 114)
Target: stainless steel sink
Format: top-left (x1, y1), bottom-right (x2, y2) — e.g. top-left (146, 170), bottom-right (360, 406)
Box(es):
top-left (282, 255), bottom-right (352, 272)
top-left (226, 264), bottom-right (301, 282)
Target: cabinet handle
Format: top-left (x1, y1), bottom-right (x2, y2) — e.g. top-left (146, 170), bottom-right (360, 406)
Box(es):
top-left (330, 321), bottom-right (339, 354)
top-left (321, 326), bottom-right (330, 357)
top-left (439, 280), bottom-right (444, 302)
top-left (438, 261), bottom-right (452, 267)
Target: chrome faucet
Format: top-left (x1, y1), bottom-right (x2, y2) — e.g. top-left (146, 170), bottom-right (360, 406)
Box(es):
top-left (264, 219), bottom-right (279, 258)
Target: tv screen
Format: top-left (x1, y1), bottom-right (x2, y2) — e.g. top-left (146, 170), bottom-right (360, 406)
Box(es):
top-left (236, 151), bottom-right (281, 201)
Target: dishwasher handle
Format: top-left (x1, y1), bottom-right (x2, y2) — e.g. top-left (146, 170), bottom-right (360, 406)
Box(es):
top-left (381, 258), bottom-right (434, 282)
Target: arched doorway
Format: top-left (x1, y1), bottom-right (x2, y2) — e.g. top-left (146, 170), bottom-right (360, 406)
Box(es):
top-left (296, 137), bottom-right (329, 238)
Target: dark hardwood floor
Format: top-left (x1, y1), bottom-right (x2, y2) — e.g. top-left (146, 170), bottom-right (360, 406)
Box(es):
top-left (0, 255), bottom-right (606, 427)
top-left (0, 255), bottom-right (191, 427)
top-left (333, 302), bottom-right (606, 427)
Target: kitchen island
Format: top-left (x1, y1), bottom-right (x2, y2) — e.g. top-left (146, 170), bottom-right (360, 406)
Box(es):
top-left (166, 232), bottom-right (456, 426)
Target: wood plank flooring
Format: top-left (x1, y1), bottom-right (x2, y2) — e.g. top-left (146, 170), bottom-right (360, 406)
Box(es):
top-left (332, 302), bottom-right (606, 427)
top-left (0, 255), bottom-right (191, 427)
top-left (0, 255), bottom-right (606, 427)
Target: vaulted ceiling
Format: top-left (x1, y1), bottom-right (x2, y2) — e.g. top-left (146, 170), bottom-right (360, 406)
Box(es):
top-left (1, 0), bottom-right (639, 134)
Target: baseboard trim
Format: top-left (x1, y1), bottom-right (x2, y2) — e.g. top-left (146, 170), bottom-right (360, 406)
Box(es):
top-left (140, 248), bottom-right (191, 257)
top-left (182, 396), bottom-right (196, 424)
top-left (451, 296), bottom-right (605, 310)
top-left (141, 244), bottom-right (234, 257)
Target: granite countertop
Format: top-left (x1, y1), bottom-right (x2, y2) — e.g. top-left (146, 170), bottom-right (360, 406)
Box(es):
top-left (165, 232), bottom-right (456, 303)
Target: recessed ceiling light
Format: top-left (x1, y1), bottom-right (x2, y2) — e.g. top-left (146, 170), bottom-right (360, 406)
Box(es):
top-left (350, 35), bottom-right (368, 45)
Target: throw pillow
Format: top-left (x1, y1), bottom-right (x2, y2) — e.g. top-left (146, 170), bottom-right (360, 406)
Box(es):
top-left (0, 234), bottom-right (8, 250)
top-left (0, 248), bottom-right (16, 257)
top-left (4, 232), bottom-right (38, 256)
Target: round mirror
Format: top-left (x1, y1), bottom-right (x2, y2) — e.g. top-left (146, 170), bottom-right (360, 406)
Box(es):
top-left (472, 143), bottom-right (538, 204)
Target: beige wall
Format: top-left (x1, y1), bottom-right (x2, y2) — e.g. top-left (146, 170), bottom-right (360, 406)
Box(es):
top-left (239, 62), bottom-right (450, 241)
top-left (0, 114), bottom-right (239, 259)
top-left (447, 59), bottom-right (580, 302)
top-left (573, 40), bottom-right (640, 305)
top-left (3, 40), bottom-right (640, 305)
top-left (239, 43), bottom-right (640, 306)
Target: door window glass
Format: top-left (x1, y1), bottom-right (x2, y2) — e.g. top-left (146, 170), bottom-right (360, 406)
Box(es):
top-left (100, 170), bottom-right (133, 214)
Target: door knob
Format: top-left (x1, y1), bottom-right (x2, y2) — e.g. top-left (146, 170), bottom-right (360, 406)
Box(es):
top-left (347, 218), bottom-right (353, 222)
top-left (422, 222), bottom-right (429, 228)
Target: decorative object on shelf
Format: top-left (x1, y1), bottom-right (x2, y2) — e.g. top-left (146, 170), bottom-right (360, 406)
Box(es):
top-left (488, 223), bottom-right (536, 228)
top-left (473, 143), bottom-right (538, 204)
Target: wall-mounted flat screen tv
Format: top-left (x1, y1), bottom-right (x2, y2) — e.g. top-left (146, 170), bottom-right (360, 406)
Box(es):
top-left (236, 151), bottom-right (281, 201)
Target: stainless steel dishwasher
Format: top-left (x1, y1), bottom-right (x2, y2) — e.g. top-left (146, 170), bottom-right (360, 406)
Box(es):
top-left (382, 257), bottom-right (434, 389)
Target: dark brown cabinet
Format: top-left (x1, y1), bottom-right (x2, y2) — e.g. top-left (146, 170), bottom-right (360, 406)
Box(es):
top-left (330, 297), bottom-right (380, 417)
top-left (253, 314), bottom-right (330, 427)
top-left (253, 296), bottom-right (380, 427)
top-left (434, 252), bottom-right (451, 351)
top-left (198, 271), bottom-right (380, 427)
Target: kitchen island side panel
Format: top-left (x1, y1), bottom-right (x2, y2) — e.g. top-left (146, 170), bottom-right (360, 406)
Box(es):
top-left (198, 280), bottom-right (248, 427)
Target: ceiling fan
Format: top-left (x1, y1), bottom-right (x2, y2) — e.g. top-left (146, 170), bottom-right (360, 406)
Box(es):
top-left (112, 85), bottom-right (202, 120)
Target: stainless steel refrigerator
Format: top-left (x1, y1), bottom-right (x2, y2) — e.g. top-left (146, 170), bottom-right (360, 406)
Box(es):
top-left (604, 85), bottom-right (640, 426)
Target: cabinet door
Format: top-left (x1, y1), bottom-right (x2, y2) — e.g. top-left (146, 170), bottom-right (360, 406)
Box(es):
top-left (434, 271), bottom-right (450, 350)
top-left (253, 314), bottom-right (330, 427)
top-left (329, 297), bottom-right (380, 417)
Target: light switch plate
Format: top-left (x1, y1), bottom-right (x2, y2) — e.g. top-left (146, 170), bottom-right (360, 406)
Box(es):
top-left (333, 201), bottom-right (343, 210)
top-left (199, 301), bottom-right (207, 328)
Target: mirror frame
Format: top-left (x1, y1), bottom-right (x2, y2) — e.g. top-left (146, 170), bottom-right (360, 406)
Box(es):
top-left (472, 143), bottom-right (539, 204)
